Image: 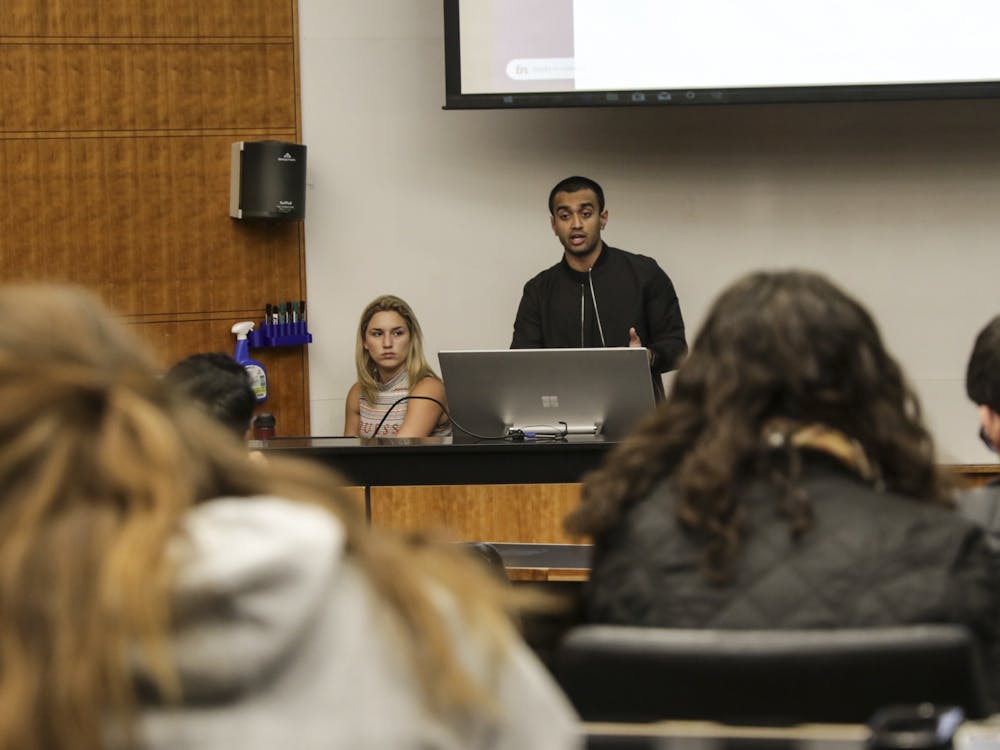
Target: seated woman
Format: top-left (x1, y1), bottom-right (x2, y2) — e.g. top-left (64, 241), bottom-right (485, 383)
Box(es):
top-left (568, 271), bottom-right (998, 667)
top-left (345, 294), bottom-right (451, 438)
top-left (0, 284), bottom-right (579, 750)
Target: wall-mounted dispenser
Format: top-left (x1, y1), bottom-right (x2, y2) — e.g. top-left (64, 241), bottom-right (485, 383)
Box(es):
top-left (229, 140), bottom-right (306, 220)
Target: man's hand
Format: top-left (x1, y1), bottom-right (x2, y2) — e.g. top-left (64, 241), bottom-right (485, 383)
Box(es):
top-left (629, 327), bottom-right (653, 363)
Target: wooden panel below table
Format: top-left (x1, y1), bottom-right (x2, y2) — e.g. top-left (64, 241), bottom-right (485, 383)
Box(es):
top-left (363, 465), bottom-right (1000, 550)
top-left (949, 464), bottom-right (1000, 488)
top-left (337, 486), bottom-right (367, 518)
top-left (507, 567), bottom-right (590, 582)
top-left (369, 483), bottom-right (587, 544)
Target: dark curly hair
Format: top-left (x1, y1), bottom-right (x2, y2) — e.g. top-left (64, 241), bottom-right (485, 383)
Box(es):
top-left (567, 270), bottom-right (948, 581)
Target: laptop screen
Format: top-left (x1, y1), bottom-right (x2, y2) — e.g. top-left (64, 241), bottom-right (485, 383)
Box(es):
top-left (438, 347), bottom-right (656, 442)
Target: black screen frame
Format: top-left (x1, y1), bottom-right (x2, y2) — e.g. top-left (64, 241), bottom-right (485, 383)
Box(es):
top-left (442, 0), bottom-right (1000, 111)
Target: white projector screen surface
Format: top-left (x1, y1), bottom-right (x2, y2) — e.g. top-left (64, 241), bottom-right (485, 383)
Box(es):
top-left (444, 0), bottom-right (1000, 108)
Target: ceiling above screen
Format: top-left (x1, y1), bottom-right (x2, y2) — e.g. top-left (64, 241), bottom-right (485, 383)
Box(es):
top-left (443, 0), bottom-right (1000, 109)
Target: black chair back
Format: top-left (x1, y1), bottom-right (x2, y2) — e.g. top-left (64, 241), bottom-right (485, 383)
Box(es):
top-left (555, 624), bottom-right (991, 724)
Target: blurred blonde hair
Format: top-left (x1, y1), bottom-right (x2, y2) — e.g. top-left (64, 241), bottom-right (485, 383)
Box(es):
top-left (0, 284), bottom-right (524, 750)
top-left (354, 294), bottom-right (439, 404)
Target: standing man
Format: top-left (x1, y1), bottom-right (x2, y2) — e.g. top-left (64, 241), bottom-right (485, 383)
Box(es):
top-left (511, 175), bottom-right (686, 400)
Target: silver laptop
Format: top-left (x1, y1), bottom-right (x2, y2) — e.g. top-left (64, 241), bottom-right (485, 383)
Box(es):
top-left (438, 347), bottom-right (656, 441)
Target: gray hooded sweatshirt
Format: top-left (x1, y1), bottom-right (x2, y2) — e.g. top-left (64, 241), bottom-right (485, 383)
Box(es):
top-left (136, 497), bottom-right (581, 749)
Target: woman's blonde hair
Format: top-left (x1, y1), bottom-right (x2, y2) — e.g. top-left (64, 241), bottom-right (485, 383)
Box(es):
top-left (0, 284), bottom-right (521, 750)
top-left (354, 294), bottom-right (439, 404)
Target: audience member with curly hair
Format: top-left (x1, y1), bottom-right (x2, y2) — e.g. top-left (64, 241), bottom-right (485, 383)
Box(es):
top-left (568, 270), bottom-right (998, 693)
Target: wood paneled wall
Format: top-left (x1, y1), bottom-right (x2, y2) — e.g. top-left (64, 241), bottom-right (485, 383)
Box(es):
top-left (0, 1), bottom-right (309, 434)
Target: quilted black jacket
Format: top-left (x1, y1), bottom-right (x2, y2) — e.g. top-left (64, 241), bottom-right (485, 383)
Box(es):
top-left (585, 453), bottom-right (999, 644)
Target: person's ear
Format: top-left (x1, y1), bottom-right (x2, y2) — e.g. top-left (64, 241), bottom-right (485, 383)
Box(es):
top-left (550, 215), bottom-right (558, 234)
top-left (599, 209), bottom-right (608, 230)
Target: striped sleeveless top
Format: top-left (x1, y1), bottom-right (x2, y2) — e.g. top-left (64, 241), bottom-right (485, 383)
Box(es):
top-left (358, 370), bottom-right (451, 438)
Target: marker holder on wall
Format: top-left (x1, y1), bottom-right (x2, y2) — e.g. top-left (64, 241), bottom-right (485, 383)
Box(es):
top-left (248, 321), bottom-right (313, 348)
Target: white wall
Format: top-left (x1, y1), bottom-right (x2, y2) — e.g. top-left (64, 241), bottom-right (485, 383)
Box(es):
top-left (299, 0), bottom-right (1000, 464)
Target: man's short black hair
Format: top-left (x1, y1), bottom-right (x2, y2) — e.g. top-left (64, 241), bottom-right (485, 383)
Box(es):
top-left (966, 315), bottom-right (1000, 413)
top-left (165, 352), bottom-right (256, 438)
top-left (548, 176), bottom-right (605, 214)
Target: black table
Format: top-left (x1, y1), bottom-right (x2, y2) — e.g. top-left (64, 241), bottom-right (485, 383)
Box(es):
top-left (252, 435), bottom-right (615, 487)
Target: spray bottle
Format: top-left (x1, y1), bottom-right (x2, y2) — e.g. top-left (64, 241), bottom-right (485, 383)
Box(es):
top-left (231, 322), bottom-right (268, 402)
